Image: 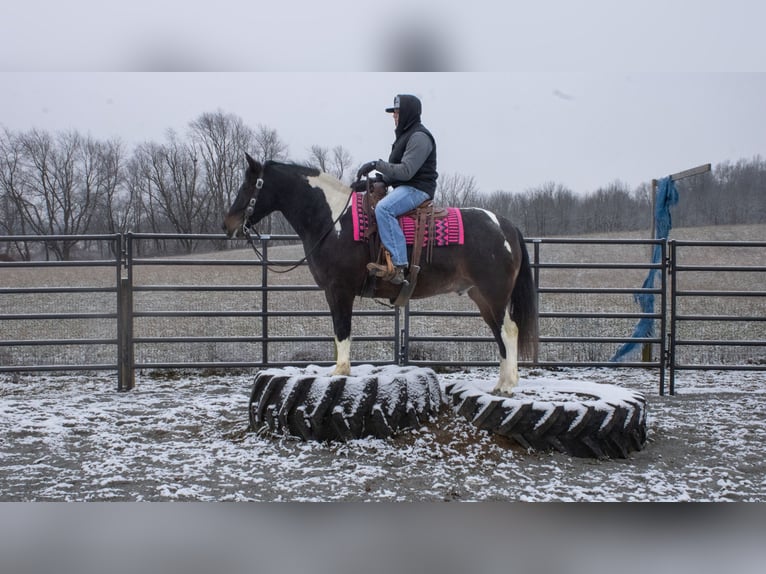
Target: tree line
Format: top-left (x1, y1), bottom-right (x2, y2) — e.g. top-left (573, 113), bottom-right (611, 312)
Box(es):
top-left (1, 109), bottom-right (764, 259)
top-left (475, 157), bottom-right (766, 238)
top-left (0, 111), bottom-right (340, 258)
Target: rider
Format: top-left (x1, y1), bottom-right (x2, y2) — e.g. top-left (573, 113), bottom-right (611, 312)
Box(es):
top-left (356, 94), bottom-right (438, 285)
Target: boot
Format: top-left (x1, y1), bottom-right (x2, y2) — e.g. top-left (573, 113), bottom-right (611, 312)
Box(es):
top-left (389, 265), bottom-right (409, 285)
top-left (366, 261), bottom-right (391, 278)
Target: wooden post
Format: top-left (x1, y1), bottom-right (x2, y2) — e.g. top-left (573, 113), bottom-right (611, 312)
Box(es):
top-left (650, 179), bottom-right (658, 242)
top-left (643, 163), bottom-right (711, 363)
top-left (650, 164), bottom-right (711, 240)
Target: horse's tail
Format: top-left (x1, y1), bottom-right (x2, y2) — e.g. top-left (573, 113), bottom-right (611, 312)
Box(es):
top-left (504, 223), bottom-right (539, 360)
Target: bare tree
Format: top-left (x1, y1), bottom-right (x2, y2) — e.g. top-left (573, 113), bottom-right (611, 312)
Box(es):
top-left (481, 189), bottom-right (515, 220)
top-left (2, 129), bottom-right (118, 259)
top-left (189, 110), bottom-right (255, 236)
top-left (132, 131), bottom-right (204, 252)
top-left (0, 128), bottom-right (26, 235)
top-left (307, 145), bottom-right (330, 172)
top-left (252, 124), bottom-right (289, 163)
top-left (0, 128), bottom-right (32, 259)
top-left (436, 172), bottom-right (479, 206)
top-left (84, 138), bottom-right (126, 237)
top-left (123, 156), bottom-right (147, 234)
top-left (306, 144), bottom-right (353, 182)
top-left (582, 181), bottom-right (634, 233)
top-left (330, 145), bottom-right (354, 182)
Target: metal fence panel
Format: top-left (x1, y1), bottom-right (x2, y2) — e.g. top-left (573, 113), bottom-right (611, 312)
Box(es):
top-left (669, 240), bottom-right (766, 393)
top-left (2, 233), bottom-right (764, 395)
top-left (0, 234), bottom-right (123, 380)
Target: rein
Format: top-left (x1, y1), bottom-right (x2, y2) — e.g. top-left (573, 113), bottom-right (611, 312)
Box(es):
top-left (243, 174), bottom-right (354, 274)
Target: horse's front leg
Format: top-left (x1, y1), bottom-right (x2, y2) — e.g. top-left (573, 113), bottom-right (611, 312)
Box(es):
top-left (333, 337), bottom-right (351, 376)
top-left (325, 288), bottom-right (354, 376)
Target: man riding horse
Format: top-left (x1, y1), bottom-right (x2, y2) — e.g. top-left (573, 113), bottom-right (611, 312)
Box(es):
top-left (223, 94), bottom-right (537, 395)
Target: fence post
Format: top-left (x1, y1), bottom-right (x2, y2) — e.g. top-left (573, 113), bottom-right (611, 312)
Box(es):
top-left (117, 233), bottom-right (135, 391)
top-left (261, 237), bottom-right (269, 365)
top-left (398, 304), bottom-right (408, 365)
top-left (532, 239), bottom-right (541, 365)
top-left (668, 240), bottom-right (677, 395)
top-left (659, 240), bottom-right (668, 396)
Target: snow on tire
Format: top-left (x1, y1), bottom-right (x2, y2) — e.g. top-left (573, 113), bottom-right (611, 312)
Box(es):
top-left (249, 365), bottom-right (442, 441)
top-left (444, 378), bottom-right (647, 459)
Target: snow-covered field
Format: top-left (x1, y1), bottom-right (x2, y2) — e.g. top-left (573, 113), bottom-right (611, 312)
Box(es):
top-left (2, 366), bottom-right (764, 502)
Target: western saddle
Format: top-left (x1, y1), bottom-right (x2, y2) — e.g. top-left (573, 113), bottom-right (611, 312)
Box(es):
top-left (358, 178), bottom-right (448, 306)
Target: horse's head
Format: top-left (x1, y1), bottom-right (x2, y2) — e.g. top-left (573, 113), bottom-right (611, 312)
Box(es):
top-left (223, 153), bottom-right (273, 238)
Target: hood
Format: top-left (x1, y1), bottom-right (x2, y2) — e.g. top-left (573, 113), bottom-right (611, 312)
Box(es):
top-left (392, 94), bottom-right (423, 138)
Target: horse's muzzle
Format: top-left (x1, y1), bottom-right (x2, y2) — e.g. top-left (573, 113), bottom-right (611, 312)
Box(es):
top-left (222, 215), bottom-right (243, 239)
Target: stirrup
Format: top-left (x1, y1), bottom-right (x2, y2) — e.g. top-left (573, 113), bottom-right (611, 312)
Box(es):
top-left (389, 267), bottom-right (408, 286)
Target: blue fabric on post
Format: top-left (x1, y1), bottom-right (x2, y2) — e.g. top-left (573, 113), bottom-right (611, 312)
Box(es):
top-left (610, 177), bottom-right (678, 362)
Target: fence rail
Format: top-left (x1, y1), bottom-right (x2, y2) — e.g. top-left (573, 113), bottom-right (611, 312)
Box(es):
top-left (1, 233), bottom-right (764, 395)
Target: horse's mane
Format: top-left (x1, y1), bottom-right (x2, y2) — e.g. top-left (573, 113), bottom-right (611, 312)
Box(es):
top-left (264, 161), bottom-right (322, 179)
top-left (264, 161), bottom-right (349, 201)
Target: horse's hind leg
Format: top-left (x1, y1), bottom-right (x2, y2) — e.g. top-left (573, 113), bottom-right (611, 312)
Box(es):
top-left (468, 289), bottom-right (519, 395)
top-left (497, 312), bottom-right (519, 394)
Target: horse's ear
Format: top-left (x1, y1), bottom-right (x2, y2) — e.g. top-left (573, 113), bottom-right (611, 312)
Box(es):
top-left (245, 152), bottom-right (261, 172)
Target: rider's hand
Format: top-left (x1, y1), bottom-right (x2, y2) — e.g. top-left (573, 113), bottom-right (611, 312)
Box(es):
top-left (355, 160), bottom-right (378, 180)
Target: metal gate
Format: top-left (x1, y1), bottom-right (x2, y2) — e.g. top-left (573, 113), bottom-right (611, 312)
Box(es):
top-left (668, 239), bottom-right (766, 393)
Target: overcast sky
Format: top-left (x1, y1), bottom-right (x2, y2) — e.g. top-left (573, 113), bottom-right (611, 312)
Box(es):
top-left (3, 73), bottom-right (765, 195)
top-left (2, 1), bottom-right (765, 195)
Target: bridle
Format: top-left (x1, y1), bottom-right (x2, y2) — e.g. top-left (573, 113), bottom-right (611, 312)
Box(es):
top-left (241, 175), bottom-right (264, 238)
top-left (240, 170), bottom-right (354, 274)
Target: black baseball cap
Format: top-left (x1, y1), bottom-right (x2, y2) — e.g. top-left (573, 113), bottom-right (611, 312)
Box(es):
top-left (385, 95), bottom-right (400, 113)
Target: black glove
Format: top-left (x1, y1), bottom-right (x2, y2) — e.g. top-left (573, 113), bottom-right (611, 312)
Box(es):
top-left (356, 160), bottom-right (378, 180)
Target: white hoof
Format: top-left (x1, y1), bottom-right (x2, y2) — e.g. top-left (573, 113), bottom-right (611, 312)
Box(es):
top-left (333, 337), bottom-right (351, 376)
top-left (493, 362), bottom-right (519, 395)
top-left (332, 364), bottom-right (351, 376)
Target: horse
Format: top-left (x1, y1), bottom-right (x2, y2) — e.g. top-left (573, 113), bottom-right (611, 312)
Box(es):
top-left (223, 153), bottom-right (538, 395)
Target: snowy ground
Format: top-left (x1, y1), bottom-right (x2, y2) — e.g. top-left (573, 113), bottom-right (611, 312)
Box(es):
top-left (1, 366), bottom-right (764, 502)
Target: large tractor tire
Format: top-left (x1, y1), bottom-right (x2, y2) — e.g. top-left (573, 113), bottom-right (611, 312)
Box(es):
top-left (249, 365), bottom-right (442, 441)
top-left (443, 378), bottom-right (647, 459)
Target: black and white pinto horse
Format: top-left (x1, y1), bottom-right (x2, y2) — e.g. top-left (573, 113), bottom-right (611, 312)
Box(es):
top-left (223, 154), bottom-right (538, 394)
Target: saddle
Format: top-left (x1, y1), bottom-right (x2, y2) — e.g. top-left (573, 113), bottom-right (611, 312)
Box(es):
top-left (358, 178), bottom-right (448, 306)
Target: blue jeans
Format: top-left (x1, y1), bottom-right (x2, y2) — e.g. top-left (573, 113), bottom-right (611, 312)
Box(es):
top-left (375, 185), bottom-right (430, 267)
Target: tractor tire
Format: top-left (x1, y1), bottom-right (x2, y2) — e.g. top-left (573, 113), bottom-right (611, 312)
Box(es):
top-left (443, 378), bottom-right (647, 459)
top-left (249, 365), bottom-right (442, 441)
